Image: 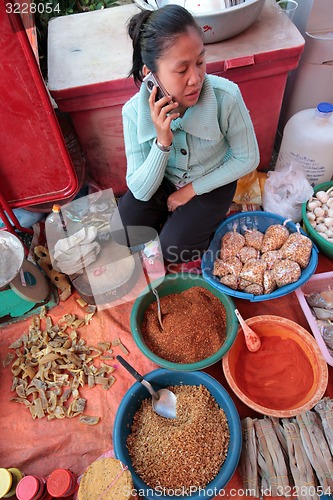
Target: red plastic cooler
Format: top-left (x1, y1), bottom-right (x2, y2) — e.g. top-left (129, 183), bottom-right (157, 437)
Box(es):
top-left (0, 0), bottom-right (79, 213)
top-left (48, 0), bottom-right (305, 196)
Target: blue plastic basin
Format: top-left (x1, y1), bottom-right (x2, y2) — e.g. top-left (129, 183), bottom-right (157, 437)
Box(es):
top-left (113, 369), bottom-right (242, 500)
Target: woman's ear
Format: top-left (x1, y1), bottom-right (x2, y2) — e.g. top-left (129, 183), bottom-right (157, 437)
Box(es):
top-left (142, 65), bottom-right (151, 77)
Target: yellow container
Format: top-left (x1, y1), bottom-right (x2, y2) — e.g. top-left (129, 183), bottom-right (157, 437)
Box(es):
top-left (0, 468), bottom-right (12, 498)
top-left (4, 468), bottom-right (24, 498)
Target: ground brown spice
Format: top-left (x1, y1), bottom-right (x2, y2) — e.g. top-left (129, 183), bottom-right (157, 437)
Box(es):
top-left (141, 286), bottom-right (227, 363)
top-left (126, 384), bottom-right (230, 492)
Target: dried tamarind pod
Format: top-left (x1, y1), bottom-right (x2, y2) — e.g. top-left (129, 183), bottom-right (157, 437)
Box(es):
top-left (272, 259), bottom-right (301, 287)
top-left (244, 229), bottom-right (264, 251)
top-left (280, 232), bottom-right (312, 269)
top-left (261, 224), bottom-right (290, 253)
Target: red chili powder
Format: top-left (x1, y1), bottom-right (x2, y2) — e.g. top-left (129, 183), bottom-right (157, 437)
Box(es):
top-left (235, 335), bottom-right (314, 410)
top-left (141, 287), bottom-right (227, 363)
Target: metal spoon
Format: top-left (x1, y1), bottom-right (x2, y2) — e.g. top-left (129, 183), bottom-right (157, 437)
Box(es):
top-left (139, 251), bottom-right (164, 330)
top-left (116, 356), bottom-right (177, 419)
top-left (152, 288), bottom-right (164, 330)
top-left (234, 309), bottom-right (261, 353)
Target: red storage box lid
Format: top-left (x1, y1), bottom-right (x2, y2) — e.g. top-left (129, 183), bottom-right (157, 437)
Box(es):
top-left (47, 0), bottom-right (304, 104)
top-left (0, 2), bottom-right (78, 209)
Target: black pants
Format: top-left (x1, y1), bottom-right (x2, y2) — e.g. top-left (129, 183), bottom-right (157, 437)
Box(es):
top-left (110, 178), bottom-right (237, 263)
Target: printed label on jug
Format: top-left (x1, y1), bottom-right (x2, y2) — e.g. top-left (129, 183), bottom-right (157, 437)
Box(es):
top-left (278, 151), bottom-right (327, 186)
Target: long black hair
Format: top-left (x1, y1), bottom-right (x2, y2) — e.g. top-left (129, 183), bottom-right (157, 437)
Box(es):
top-left (128, 4), bottom-right (202, 86)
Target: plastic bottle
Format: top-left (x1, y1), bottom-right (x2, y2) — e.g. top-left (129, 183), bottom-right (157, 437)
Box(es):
top-left (44, 204), bottom-right (67, 268)
top-left (46, 469), bottom-right (78, 498)
top-left (15, 475), bottom-right (53, 500)
top-left (276, 102), bottom-right (333, 187)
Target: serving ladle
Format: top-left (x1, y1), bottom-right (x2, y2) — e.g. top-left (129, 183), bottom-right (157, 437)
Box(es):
top-left (116, 356), bottom-right (177, 419)
top-left (234, 309), bottom-right (261, 352)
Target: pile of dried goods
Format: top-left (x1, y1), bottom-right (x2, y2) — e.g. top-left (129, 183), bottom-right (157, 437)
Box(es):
top-left (306, 187), bottom-right (333, 243)
top-left (240, 397), bottom-right (333, 499)
top-left (3, 302), bottom-right (129, 423)
top-left (141, 287), bottom-right (227, 363)
top-left (127, 384), bottom-right (230, 492)
top-left (305, 288), bottom-right (333, 355)
top-left (213, 224), bottom-right (312, 295)
top-left (77, 458), bottom-right (134, 500)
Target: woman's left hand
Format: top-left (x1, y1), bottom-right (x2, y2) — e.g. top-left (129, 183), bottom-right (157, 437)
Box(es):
top-left (167, 184), bottom-right (196, 212)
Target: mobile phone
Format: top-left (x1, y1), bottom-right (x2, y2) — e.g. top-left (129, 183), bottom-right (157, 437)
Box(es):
top-left (143, 72), bottom-right (171, 104)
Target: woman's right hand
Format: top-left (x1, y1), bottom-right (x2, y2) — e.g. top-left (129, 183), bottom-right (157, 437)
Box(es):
top-left (149, 86), bottom-right (180, 147)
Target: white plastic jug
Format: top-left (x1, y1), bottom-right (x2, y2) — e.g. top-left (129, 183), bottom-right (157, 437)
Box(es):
top-left (276, 102), bottom-right (333, 187)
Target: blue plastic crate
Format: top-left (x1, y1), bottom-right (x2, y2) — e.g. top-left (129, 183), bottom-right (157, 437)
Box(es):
top-left (202, 211), bottom-right (318, 302)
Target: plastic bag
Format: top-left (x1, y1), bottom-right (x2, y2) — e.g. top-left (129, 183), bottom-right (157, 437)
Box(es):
top-left (233, 171), bottom-right (262, 205)
top-left (262, 163), bottom-right (313, 222)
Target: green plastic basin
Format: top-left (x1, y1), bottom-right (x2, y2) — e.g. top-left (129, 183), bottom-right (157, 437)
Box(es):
top-left (302, 181), bottom-right (333, 259)
top-left (130, 274), bottom-right (238, 371)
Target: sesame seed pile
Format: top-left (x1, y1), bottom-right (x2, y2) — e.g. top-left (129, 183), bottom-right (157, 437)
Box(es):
top-left (126, 384), bottom-right (230, 492)
top-left (141, 287), bottom-right (227, 363)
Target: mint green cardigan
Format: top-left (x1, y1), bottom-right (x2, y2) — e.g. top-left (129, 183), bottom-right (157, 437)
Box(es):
top-left (122, 74), bottom-right (260, 201)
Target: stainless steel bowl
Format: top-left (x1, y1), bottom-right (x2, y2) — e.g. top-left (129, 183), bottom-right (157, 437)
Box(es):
top-left (133, 0), bottom-right (266, 43)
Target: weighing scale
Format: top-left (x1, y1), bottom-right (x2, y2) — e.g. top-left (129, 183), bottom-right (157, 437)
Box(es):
top-left (0, 231), bottom-right (58, 326)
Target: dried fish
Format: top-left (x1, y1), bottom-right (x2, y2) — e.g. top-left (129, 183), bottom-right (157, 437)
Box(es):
top-left (76, 297), bottom-right (88, 308)
top-left (2, 352), bottom-right (15, 367)
top-left (282, 419), bottom-right (318, 500)
top-left (84, 313), bottom-right (95, 325)
top-left (322, 323), bottom-right (333, 350)
top-left (312, 308), bottom-right (333, 321)
top-left (239, 418), bottom-right (259, 497)
top-left (16, 384), bottom-right (26, 399)
top-left (60, 388), bottom-right (72, 403)
top-left (70, 397), bottom-right (86, 414)
top-left (85, 305), bottom-right (97, 315)
top-left (254, 418), bottom-right (290, 496)
top-left (119, 343), bottom-right (129, 356)
top-left (79, 415), bottom-right (100, 425)
top-left (5, 310), bottom-right (117, 424)
top-left (306, 291), bottom-right (333, 310)
top-left (296, 410), bottom-right (333, 490)
top-left (98, 342), bottom-right (111, 351)
top-left (315, 398), bottom-right (333, 457)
